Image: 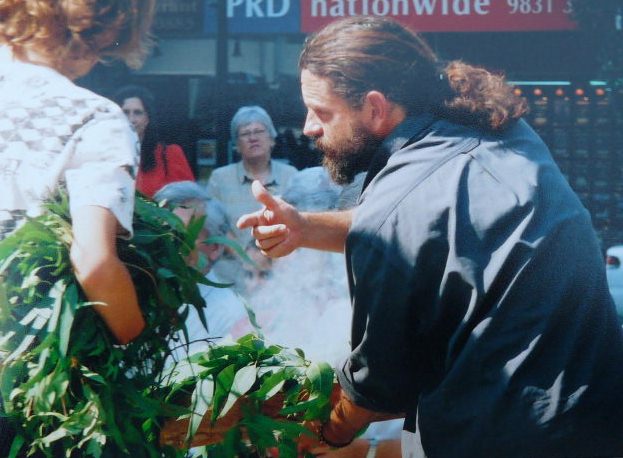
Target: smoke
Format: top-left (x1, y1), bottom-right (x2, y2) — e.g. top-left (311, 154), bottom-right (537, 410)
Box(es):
top-left (228, 166), bottom-right (406, 445)
top-left (236, 248), bottom-right (353, 364)
top-left (231, 167), bottom-right (353, 364)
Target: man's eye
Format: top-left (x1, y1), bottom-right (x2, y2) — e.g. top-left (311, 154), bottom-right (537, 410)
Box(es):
top-left (316, 110), bottom-right (331, 121)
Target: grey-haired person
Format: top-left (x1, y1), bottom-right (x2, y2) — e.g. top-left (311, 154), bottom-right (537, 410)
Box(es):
top-left (207, 106), bottom-right (297, 289)
top-left (154, 181), bottom-right (248, 361)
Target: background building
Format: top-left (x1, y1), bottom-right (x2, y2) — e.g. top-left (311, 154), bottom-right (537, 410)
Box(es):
top-left (79, 0), bottom-right (623, 249)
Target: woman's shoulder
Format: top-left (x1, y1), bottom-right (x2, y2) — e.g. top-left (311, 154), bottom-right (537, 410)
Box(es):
top-left (54, 80), bottom-right (127, 122)
top-left (163, 143), bottom-right (184, 154)
top-left (5, 58), bottom-right (127, 129)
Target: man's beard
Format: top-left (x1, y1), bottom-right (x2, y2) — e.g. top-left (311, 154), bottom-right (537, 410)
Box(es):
top-left (316, 126), bottom-right (382, 185)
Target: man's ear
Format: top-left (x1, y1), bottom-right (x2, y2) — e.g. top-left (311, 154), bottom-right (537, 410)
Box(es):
top-left (362, 91), bottom-right (390, 133)
top-left (363, 90), bottom-right (406, 136)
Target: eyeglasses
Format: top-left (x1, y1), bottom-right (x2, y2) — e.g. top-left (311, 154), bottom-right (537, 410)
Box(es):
top-left (238, 128), bottom-right (268, 140)
top-left (244, 269), bottom-right (272, 281)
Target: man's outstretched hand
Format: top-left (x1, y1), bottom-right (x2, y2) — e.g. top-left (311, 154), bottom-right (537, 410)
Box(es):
top-left (238, 180), bottom-right (352, 256)
top-left (236, 180), bottom-right (305, 258)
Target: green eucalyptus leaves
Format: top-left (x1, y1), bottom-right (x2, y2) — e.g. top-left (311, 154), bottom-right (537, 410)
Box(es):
top-left (0, 193), bottom-right (335, 458)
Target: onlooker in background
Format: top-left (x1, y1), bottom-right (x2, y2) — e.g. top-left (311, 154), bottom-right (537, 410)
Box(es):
top-left (241, 241), bottom-right (274, 296)
top-left (0, 0), bottom-right (155, 453)
top-left (154, 181), bottom-right (249, 362)
top-left (113, 85), bottom-right (194, 198)
top-left (207, 106), bottom-right (297, 289)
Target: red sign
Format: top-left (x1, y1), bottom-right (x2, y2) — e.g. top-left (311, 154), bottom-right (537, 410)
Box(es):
top-left (301, 0), bottom-right (577, 33)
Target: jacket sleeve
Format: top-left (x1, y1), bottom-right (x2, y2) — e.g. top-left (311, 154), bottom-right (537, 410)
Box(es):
top-left (338, 195), bottom-right (451, 415)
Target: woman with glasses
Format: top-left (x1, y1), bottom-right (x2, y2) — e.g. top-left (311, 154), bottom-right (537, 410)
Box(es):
top-left (206, 105), bottom-right (297, 290)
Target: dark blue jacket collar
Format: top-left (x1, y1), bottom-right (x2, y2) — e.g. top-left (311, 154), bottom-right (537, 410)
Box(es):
top-left (363, 113), bottom-right (437, 192)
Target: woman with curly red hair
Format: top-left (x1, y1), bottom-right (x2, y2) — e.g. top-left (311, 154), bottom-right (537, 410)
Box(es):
top-left (0, 2), bottom-right (157, 449)
top-left (0, 1), bottom-right (156, 453)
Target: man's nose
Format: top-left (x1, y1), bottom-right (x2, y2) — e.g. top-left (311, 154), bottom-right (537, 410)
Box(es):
top-left (303, 115), bottom-right (322, 138)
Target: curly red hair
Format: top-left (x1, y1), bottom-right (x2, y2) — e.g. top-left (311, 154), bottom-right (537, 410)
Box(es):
top-left (0, 0), bottom-right (155, 76)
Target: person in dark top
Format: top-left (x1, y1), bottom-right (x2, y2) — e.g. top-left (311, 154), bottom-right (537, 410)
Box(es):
top-left (237, 16), bottom-right (623, 458)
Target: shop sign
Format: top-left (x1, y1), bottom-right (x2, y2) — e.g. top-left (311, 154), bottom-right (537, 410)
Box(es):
top-left (204, 0), bottom-right (301, 34)
top-left (199, 0), bottom-right (576, 35)
top-left (301, 0), bottom-right (577, 32)
top-left (154, 0), bottom-right (205, 37)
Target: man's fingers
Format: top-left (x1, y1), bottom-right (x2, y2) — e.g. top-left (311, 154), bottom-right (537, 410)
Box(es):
top-left (261, 242), bottom-right (295, 258)
top-left (249, 224), bottom-right (288, 257)
top-left (253, 224), bottom-right (287, 239)
top-left (251, 180), bottom-right (280, 209)
top-left (236, 209), bottom-right (263, 230)
top-left (256, 235), bottom-right (285, 252)
top-left (237, 183), bottom-right (281, 230)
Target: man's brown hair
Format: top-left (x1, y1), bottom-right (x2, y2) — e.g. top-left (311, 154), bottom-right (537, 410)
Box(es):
top-left (300, 16), bottom-right (527, 132)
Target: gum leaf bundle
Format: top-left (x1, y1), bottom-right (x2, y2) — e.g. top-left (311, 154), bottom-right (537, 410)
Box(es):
top-left (160, 334), bottom-right (335, 458)
top-left (0, 193), bottom-right (207, 458)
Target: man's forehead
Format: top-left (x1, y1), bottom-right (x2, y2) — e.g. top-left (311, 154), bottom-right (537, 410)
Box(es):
top-left (301, 69), bottom-right (361, 116)
top-left (301, 70), bottom-right (337, 100)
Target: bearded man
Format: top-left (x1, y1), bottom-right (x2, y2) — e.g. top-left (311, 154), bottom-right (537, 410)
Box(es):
top-left (238, 16), bottom-right (623, 458)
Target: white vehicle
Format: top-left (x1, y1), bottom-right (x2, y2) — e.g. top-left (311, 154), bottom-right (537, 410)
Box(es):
top-left (606, 245), bottom-right (623, 321)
